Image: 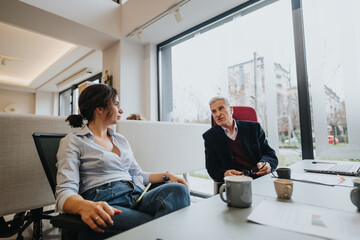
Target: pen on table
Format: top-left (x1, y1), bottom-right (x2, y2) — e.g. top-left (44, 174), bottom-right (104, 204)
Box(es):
top-left (312, 161), bottom-right (336, 164)
top-left (337, 174), bottom-right (345, 181)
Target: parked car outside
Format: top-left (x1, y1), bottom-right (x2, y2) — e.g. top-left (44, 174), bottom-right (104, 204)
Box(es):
top-left (328, 135), bottom-right (339, 144)
top-left (284, 137), bottom-right (299, 145)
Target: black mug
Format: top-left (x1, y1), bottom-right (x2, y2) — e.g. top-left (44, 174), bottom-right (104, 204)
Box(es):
top-left (350, 186), bottom-right (360, 210)
top-left (272, 168), bottom-right (291, 179)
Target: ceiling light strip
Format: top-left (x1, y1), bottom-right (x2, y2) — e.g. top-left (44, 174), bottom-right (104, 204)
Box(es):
top-left (36, 50), bottom-right (95, 91)
top-left (126, 0), bottom-right (190, 38)
top-left (56, 68), bottom-right (92, 88)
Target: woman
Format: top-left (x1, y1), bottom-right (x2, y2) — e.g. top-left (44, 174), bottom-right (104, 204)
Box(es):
top-left (56, 84), bottom-right (190, 239)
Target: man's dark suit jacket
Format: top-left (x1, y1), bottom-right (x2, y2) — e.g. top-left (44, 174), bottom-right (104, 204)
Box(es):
top-left (203, 120), bottom-right (278, 182)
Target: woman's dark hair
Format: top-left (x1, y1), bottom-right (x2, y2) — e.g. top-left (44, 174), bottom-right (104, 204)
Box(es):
top-left (66, 83), bottom-right (117, 128)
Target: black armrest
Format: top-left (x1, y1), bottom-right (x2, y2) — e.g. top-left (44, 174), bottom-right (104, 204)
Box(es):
top-left (190, 190), bottom-right (212, 198)
top-left (214, 181), bottom-right (224, 195)
top-left (50, 214), bottom-right (91, 232)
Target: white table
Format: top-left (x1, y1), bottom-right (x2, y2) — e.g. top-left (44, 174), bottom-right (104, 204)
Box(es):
top-left (253, 172), bottom-right (357, 213)
top-left (108, 195), bottom-right (320, 240)
top-left (108, 160), bottom-right (360, 239)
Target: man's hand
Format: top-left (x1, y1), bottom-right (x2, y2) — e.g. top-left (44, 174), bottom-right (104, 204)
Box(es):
top-left (256, 162), bottom-right (271, 176)
top-left (224, 169), bottom-right (242, 177)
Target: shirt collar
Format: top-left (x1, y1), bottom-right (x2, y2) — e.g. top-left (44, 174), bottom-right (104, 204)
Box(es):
top-left (76, 125), bottom-right (92, 137)
top-left (221, 119), bottom-right (237, 134)
top-left (76, 125), bottom-right (115, 138)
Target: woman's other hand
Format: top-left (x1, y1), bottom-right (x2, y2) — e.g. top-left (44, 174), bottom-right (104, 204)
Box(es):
top-left (166, 173), bottom-right (189, 188)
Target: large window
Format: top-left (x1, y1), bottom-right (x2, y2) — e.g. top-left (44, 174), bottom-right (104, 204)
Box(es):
top-left (303, 0), bottom-right (360, 160)
top-left (59, 73), bottom-right (101, 116)
top-left (159, 0), bottom-right (301, 167)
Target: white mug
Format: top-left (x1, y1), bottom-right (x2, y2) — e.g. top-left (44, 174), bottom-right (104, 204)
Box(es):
top-left (219, 175), bottom-right (252, 208)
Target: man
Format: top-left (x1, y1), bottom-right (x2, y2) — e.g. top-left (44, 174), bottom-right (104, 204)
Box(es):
top-left (203, 96), bottom-right (278, 182)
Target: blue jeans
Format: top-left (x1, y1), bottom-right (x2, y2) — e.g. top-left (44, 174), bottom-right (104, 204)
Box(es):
top-left (78, 181), bottom-right (190, 239)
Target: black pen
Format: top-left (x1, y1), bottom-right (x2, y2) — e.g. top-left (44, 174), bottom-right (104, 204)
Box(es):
top-left (312, 161), bottom-right (336, 164)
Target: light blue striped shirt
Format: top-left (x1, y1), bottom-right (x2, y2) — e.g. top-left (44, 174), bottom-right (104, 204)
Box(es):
top-left (221, 119), bottom-right (238, 140)
top-left (55, 126), bottom-right (150, 213)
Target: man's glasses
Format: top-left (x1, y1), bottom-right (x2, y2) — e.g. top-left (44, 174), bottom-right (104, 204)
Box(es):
top-left (242, 161), bottom-right (266, 176)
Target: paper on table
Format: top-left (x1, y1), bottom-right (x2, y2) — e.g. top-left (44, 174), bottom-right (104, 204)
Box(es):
top-left (290, 172), bottom-right (353, 187)
top-left (247, 199), bottom-right (360, 240)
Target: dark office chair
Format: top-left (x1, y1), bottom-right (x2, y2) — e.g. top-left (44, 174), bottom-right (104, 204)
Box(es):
top-left (32, 133), bottom-right (91, 240)
top-left (211, 106), bottom-right (258, 194)
top-left (0, 209), bottom-right (51, 240)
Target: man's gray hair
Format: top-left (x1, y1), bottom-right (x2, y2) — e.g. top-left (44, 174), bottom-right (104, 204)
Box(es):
top-left (209, 96), bottom-right (230, 108)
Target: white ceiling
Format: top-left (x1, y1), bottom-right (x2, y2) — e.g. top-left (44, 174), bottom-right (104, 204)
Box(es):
top-left (0, 0), bottom-right (250, 93)
top-left (0, 0), bottom-right (118, 93)
top-left (0, 21), bottom-right (102, 93)
top-left (0, 22), bottom-right (75, 87)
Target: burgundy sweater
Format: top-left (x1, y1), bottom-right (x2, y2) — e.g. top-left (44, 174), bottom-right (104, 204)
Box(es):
top-left (228, 134), bottom-right (256, 171)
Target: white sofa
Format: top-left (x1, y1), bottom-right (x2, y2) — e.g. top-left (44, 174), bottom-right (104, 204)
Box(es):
top-left (0, 113), bottom-right (210, 217)
top-left (0, 113), bottom-right (76, 216)
top-left (117, 120), bottom-right (209, 174)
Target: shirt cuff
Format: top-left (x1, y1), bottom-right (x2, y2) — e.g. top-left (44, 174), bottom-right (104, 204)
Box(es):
top-left (55, 192), bottom-right (78, 213)
top-left (141, 172), bottom-right (151, 185)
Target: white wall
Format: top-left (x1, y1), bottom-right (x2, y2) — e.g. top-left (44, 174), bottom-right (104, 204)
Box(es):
top-left (120, 39), bottom-right (145, 118)
top-left (35, 91), bottom-right (54, 115)
top-left (103, 40), bottom-right (121, 94)
top-left (102, 40), bottom-right (157, 121)
top-left (53, 92), bottom-right (59, 115)
top-left (0, 89), bottom-right (35, 114)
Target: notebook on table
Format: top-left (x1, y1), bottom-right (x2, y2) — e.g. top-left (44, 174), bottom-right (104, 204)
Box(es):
top-left (304, 161), bottom-right (360, 176)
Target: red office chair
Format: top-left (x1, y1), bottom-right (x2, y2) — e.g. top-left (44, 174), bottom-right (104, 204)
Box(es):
top-left (211, 106), bottom-right (258, 194)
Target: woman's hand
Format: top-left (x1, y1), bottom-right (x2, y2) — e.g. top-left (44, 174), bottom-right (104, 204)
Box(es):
top-left (166, 173), bottom-right (189, 187)
top-left (63, 195), bottom-right (122, 233)
top-left (79, 201), bottom-right (122, 233)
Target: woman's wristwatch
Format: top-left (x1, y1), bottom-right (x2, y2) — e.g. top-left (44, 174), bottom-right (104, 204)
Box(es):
top-left (163, 172), bottom-right (169, 182)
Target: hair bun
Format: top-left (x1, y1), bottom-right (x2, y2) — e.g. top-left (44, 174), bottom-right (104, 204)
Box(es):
top-left (66, 114), bottom-right (84, 128)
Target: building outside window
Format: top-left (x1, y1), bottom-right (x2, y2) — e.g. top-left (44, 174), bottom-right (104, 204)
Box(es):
top-left (303, 0), bottom-right (360, 160)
